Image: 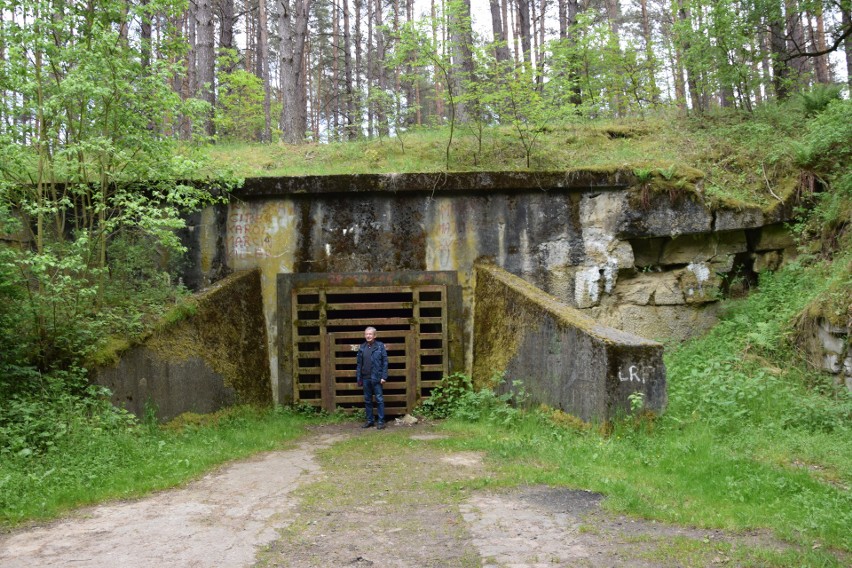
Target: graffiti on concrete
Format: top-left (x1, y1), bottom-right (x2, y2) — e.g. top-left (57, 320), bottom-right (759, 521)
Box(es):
top-left (618, 365), bottom-right (645, 384)
top-left (227, 205), bottom-right (294, 261)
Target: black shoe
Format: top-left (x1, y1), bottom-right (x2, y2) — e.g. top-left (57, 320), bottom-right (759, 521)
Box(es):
top-left (361, 422), bottom-right (375, 428)
top-left (376, 423), bottom-right (386, 430)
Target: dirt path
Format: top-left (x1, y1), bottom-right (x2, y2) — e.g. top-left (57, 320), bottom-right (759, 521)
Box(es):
top-left (0, 423), bottom-right (818, 567)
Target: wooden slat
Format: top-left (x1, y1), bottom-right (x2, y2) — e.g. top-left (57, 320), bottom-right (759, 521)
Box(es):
top-left (297, 366), bottom-right (322, 374)
top-left (321, 332), bottom-right (332, 412)
top-left (417, 301), bottom-right (443, 309)
top-left (327, 301), bottom-right (413, 310)
top-left (324, 286), bottom-right (415, 295)
top-left (420, 364), bottom-right (444, 372)
top-left (440, 286), bottom-right (449, 377)
top-left (325, 317), bottom-right (412, 326)
top-left (297, 382), bottom-right (321, 390)
top-left (418, 317), bottom-right (442, 325)
top-left (296, 350), bottom-right (321, 358)
top-left (334, 394), bottom-right (409, 404)
top-left (332, 370), bottom-right (410, 378)
top-left (418, 333), bottom-right (443, 341)
top-left (295, 336), bottom-right (321, 343)
top-left (329, 342), bottom-right (408, 353)
top-left (418, 349), bottom-right (443, 357)
top-left (406, 333), bottom-right (416, 410)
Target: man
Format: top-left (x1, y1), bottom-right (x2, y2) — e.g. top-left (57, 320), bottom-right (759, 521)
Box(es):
top-left (356, 326), bottom-right (388, 429)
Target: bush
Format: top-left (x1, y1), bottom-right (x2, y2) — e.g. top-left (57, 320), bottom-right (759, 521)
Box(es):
top-left (0, 369), bottom-right (137, 458)
top-left (418, 372), bottom-right (524, 425)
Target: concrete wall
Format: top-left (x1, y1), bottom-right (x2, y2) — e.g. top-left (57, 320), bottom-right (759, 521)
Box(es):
top-left (180, 171), bottom-right (795, 403)
top-left (473, 262), bottom-right (666, 422)
top-left (93, 270), bottom-right (272, 421)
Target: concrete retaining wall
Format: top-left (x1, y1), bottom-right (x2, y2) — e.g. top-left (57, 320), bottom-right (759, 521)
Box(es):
top-left (473, 262), bottom-right (666, 422)
top-left (93, 270), bottom-right (272, 421)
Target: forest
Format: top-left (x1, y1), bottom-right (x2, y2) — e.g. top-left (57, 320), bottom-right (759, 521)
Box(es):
top-left (0, 1), bottom-right (851, 561)
top-left (0, 0), bottom-right (850, 145)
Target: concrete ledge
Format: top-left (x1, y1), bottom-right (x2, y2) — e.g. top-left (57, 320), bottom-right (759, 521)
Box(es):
top-left (473, 262), bottom-right (666, 422)
top-left (231, 169), bottom-right (633, 197)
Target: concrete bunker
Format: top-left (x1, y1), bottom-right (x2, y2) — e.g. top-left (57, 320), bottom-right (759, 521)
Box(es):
top-left (97, 170), bottom-right (800, 421)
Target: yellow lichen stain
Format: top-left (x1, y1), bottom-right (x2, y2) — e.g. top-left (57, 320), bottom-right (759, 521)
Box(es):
top-left (199, 206), bottom-right (217, 274)
top-left (228, 201), bottom-right (298, 271)
top-left (426, 197), bottom-right (458, 272)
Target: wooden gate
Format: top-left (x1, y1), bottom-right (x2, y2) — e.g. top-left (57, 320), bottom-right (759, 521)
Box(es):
top-left (291, 284), bottom-right (449, 415)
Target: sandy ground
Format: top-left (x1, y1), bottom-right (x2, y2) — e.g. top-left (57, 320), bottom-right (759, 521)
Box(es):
top-left (0, 423), bottom-right (825, 568)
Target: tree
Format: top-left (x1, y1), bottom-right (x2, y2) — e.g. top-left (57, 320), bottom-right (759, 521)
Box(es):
top-left (195, 0), bottom-right (216, 135)
top-left (0, 0), bottom-right (222, 374)
top-left (278, 0), bottom-right (310, 143)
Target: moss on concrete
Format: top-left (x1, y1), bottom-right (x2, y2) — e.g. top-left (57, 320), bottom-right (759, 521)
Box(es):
top-left (145, 269), bottom-right (271, 406)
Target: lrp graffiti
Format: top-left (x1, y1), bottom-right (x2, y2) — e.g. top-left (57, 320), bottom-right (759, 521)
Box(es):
top-left (618, 365), bottom-right (645, 384)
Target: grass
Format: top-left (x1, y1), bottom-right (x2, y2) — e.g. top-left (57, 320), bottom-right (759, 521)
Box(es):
top-left (202, 106), bottom-right (804, 210)
top-left (0, 405), bottom-right (329, 527)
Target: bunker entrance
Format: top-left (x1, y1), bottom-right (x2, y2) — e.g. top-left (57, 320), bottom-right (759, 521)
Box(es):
top-left (291, 285), bottom-right (450, 415)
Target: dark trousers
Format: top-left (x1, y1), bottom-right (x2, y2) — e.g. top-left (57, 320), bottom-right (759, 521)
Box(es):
top-left (362, 379), bottom-right (385, 424)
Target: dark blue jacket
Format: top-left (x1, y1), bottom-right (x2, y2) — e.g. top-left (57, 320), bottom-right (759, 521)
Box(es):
top-left (356, 340), bottom-right (388, 385)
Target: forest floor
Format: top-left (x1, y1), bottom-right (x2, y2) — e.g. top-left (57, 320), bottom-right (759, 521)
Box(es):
top-left (0, 422), bottom-right (812, 567)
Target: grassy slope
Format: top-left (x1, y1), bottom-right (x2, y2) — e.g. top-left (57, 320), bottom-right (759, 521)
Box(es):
top-left (202, 107), bottom-right (802, 210)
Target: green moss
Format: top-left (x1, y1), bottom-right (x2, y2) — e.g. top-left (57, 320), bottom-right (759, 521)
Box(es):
top-left (87, 336), bottom-right (133, 368)
top-left (797, 257), bottom-right (852, 329)
top-left (144, 269), bottom-right (272, 406)
top-left (154, 301), bottom-right (199, 331)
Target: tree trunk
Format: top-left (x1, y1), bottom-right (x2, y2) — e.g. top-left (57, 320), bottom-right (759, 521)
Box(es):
top-left (343, 0), bottom-right (357, 139)
top-left (489, 0), bottom-right (510, 62)
top-left (333, 0), bottom-right (341, 138)
top-left (786, 0), bottom-right (808, 92)
top-left (355, 0), bottom-right (363, 125)
top-left (844, 3), bottom-right (852, 89)
top-left (770, 7), bottom-right (790, 99)
top-left (140, 0), bottom-right (152, 69)
top-left (518, 0), bottom-right (531, 63)
top-left (661, 7), bottom-right (686, 109)
top-left (374, 0), bottom-right (388, 135)
top-left (811, 10), bottom-right (830, 83)
top-left (431, 0), bottom-right (444, 121)
top-left (677, 0), bottom-right (702, 112)
top-left (449, 0), bottom-right (474, 121)
top-left (219, 0), bottom-right (236, 73)
top-left (257, 0), bottom-right (272, 141)
top-left (605, 0), bottom-right (625, 115)
top-left (279, 0), bottom-right (310, 143)
top-left (195, 0), bottom-right (216, 136)
top-left (639, 0), bottom-right (659, 103)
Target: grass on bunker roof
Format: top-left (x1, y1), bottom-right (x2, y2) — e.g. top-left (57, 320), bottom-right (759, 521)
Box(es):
top-left (202, 107), bottom-right (803, 210)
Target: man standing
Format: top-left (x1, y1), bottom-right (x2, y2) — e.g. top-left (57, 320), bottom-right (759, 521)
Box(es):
top-left (356, 326), bottom-right (388, 429)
